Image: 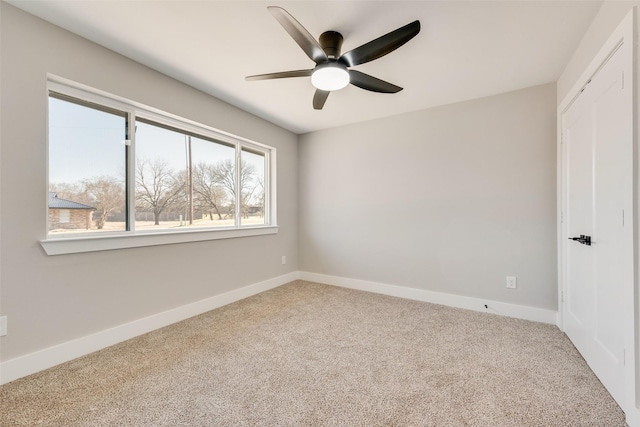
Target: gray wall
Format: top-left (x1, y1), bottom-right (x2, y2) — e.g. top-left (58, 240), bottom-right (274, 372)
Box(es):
top-left (0, 4), bottom-right (298, 361)
top-left (298, 84), bottom-right (558, 310)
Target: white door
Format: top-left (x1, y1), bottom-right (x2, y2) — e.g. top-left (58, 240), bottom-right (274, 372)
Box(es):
top-left (562, 42), bottom-right (632, 409)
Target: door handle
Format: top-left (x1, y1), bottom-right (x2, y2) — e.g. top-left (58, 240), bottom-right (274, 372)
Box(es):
top-left (568, 234), bottom-right (591, 246)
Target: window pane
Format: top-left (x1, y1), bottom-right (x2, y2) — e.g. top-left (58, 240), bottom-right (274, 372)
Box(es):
top-left (48, 96), bottom-right (127, 234)
top-left (241, 149), bottom-right (266, 226)
top-left (191, 136), bottom-right (236, 227)
top-left (135, 120), bottom-right (236, 230)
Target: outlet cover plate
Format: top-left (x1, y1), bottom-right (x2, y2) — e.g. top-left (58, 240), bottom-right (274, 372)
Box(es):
top-left (506, 276), bottom-right (517, 289)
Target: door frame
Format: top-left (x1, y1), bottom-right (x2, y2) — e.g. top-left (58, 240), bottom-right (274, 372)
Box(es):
top-left (558, 9), bottom-right (638, 426)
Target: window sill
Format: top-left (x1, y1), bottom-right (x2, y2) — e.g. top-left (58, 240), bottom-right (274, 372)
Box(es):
top-left (40, 226), bottom-right (279, 255)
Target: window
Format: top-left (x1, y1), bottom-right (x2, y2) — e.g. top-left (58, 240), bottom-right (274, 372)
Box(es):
top-left (48, 94), bottom-right (127, 234)
top-left (58, 210), bottom-right (70, 223)
top-left (241, 148), bottom-right (266, 226)
top-left (44, 79), bottom-right (276, 255)
top-left (134, 119), bottom-right (238, 231)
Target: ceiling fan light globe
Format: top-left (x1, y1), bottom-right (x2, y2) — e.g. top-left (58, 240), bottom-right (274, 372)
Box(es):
top-left (312, 64), bottom-right (350, 91)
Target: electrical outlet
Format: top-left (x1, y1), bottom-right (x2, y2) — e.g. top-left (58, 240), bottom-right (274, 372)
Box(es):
top-left (506, 276), bottom-right (517, 289)
top-left (0, 316), bottom-right (7, 337)
top-left (281, 255), bottom-right (286, 265)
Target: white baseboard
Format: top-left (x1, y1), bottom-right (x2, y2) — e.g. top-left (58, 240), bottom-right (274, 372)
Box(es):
top-left (299, 272), bottom-right (558, 325)
top-left (0, 271), bottom-right (299, 385)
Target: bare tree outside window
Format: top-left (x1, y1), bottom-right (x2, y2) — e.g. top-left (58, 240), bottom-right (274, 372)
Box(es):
top-left (49, 181), bottom-right (83, 202)
top-left (192, 162), bottom-right (231, 220)
top-left (135, 158), bottom-right (185, 226)
top-left (213, 158), bottom-right (259, 220)
top-left (81, 176), bottom-right (125, 229)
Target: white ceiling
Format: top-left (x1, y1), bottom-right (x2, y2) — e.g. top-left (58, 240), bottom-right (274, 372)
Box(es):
top-left (8, 0), bottom-right (602, 134)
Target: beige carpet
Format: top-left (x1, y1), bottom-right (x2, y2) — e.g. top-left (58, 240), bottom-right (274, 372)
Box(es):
top-left (0, 280), bottom-right (627, 426)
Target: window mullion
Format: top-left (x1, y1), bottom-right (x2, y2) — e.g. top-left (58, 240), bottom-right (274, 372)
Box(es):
top-left (235, 146), bottom-right (242, 227)
top-left (127, 111), bottom-right (136, 232)
top-left (264, 151), bottom-right (270, 225)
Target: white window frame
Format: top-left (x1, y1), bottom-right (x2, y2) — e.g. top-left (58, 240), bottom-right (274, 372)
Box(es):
top-left (42, 76), bottom-right (278, 256)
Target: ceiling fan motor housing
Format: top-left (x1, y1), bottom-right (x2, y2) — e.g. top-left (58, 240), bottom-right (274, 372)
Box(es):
top-left (319, 31), bottom-right (343, 60)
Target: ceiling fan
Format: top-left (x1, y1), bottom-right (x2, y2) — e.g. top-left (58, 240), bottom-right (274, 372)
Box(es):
top-left (246, 6), bottom-right (421, 110)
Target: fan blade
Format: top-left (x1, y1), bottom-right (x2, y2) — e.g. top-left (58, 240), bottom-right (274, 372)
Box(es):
top-left (339, 20), bottom-right (420, 67)
top-left (349, 70), bottom-right (403, 93)
top-left (268, 6), bottom-right (328, 64)
top-left (313, 89), bottom-right (330, 110)
top-left (246, 69), bottom-right (313, 81)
